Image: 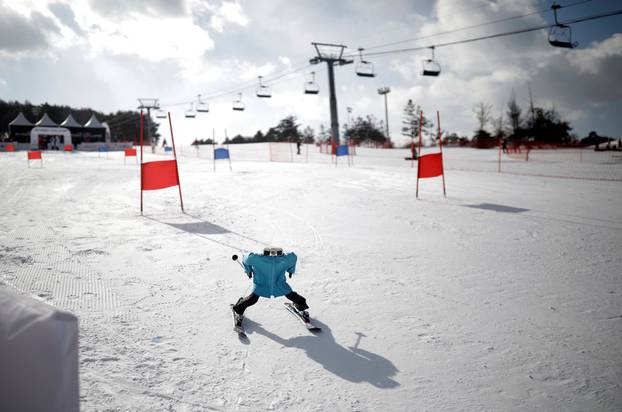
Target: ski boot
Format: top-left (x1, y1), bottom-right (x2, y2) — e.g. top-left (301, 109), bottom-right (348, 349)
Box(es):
top-left (232, 297), bottom-right (245, 327)
top-left (293, 304), bottom-right (310, 322)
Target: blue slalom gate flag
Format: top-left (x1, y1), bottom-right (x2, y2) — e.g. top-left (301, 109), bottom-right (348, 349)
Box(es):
top-left (335, 145), bottom-right (349, 156)
top-left (214, 148), bottom-right (230, 160)
top-left (98, 144), bottom-right (108, 152)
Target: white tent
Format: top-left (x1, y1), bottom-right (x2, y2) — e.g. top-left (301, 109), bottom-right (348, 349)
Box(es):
top-left (9, 112), bottom-right (33, 127)
top-left (84, 114), bottom-right (104, 128)
top-left (35, 113), bottom-right (58, 127)
top-left (30, 127), bottom-right (71, 149)
top-left (60, 114), bottom-right (82, 128)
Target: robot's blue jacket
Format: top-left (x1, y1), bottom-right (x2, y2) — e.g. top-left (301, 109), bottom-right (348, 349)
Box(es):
top-left (242, 252), bottom-right (297, 298)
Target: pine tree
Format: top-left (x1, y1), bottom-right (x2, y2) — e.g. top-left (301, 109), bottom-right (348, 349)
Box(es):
top-left (302, 126), bottom-right (315, 143)
top-left (344, 115), bottom-right (386, 145)
top-left (318, 124), bottom-right (329, 142)
top-left (401, 99), bottom-right (430, 141)
top-left (506, 91), bottom-right (522, 137)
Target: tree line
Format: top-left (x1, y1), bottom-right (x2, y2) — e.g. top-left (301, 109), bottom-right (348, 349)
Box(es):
top-left (469, 91), bottom-right (575, 148)
top-left (201, 114), bottom-right (392, 147)
top-left (399, 91), bottom-right (618, 149)
top-left (0, 100), bottom-right (160, 144)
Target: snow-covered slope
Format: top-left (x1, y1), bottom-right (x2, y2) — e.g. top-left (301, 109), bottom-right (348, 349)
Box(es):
top-left (1, 147), bottom-right (620, 411)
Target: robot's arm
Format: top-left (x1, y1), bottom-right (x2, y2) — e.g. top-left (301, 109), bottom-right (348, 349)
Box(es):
top-left (286, 252), bottom-right (297, 278)
top-left (232, 253), bottom-right (254, 279)
top-left (242, 253), bottom-right (255, 279)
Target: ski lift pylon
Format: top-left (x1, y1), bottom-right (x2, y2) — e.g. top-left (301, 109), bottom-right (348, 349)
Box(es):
top-left (548, 3), bottom-right (578, 49)
top-left (196, 94), bottom-right (209, 112)
top-left (232, 93), bottom-right (245, 111)
top-left (185, 103), bottom-right (196, 118)
top-left (355, 48), bottom-right (375, 78)
top-left (422, 46), bottom-right (441, 77)
top-left (304, 71), bottom-right (320, 95)
top-left (256, 76), bottom-right (272, 98)
top-left (156, 109), bottom-right (167, 119)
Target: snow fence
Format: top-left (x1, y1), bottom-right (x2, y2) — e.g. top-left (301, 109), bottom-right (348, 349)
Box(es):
top-left (0, 288), bottom-right (79, 412)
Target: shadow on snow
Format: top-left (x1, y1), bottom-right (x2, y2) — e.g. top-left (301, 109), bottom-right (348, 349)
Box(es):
top-left (144, 212), bottom-right (272, 251)
top-left (243, 318), bottom-right (400, 389)
top-left (464, 202), bottom-right (529, 213)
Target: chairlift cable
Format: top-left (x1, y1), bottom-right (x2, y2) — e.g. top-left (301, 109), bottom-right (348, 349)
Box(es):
top-left (343, 2), bottom-right (509, 47)
top-left (351, 0), bottom-right (594, 55)
top-left (204, 64), bottom-right (310, 101)
top-left (159, 1), bottom-right (588, 107)
top-left (358, 7), bottom-right (622, 58)
top-left (160, 63), bottom-right (324, 110)
top-left (160, 63), bottom-right (313, 107)
top-left (157, 2), bottom-right (609, 110)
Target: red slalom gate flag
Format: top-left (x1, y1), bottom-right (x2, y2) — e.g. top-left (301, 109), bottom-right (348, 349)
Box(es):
top-left (125, 148), bottom-right (137, 156)
top-left (416, 110), bottom-right (446, 198)
top-left (28, 151), bottom-right (42, 160)
top-left (141, 160), bottom-right (179, 190)
top-left (6, 144), bottom-right (14, 152)
top-left (64, 144), bottom-right (73, 152)
top-left (417, 153), bottom-right (444, 178)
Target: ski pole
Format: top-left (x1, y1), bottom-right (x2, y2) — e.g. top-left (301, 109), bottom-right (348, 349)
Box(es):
top-left (231, 254), bottom-right (244, 269)
top-left (232, 255), bottom-right (251, 278)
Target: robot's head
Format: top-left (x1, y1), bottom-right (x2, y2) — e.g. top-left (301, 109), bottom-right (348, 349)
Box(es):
top-left (263, 247), bottom-right (283, 256)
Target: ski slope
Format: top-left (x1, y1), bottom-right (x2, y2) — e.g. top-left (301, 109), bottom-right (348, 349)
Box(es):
top-left (1, 146), bottom-right (621, 411)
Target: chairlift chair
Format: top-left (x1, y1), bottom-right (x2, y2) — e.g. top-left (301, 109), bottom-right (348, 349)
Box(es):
top-left (185, 103), bottom-right (197, 118)
top-left (196, 94), bottom-right (209, 113)
top-left (422, 46), bottom-right (441, 77)
top-left (548, 3), bottom-right (578, 49)
top-left (304, 71), bottom-right (320, 95)
top-left (256, 76), bottom-right (272, 98)
top-left (232, 93), bottom-right (245, 111)
top-left (355, 48), bottom-right (375, 78)
top-left (156, 110), bottom-right (167, 119)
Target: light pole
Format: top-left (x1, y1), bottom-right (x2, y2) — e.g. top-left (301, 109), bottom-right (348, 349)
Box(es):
top-left (310, 43), bottom-right (353, 148)
top-left (137, 98), bottom-right (159, 153)
top-left (377, 87), bottom-right (390, 142)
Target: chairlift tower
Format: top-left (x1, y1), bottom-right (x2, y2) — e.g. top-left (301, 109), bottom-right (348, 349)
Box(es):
top-left (378, 87), bottom-right (391, 142)
top-left (310, 42), bottom-right (353, 147)
top-left (137, 98), bottom-right (160, 149)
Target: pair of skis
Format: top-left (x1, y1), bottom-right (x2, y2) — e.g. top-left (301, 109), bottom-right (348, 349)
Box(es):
top-left (231, 303), bottom-right (321, 339)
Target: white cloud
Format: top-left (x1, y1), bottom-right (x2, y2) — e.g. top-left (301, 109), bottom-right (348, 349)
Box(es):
top-left (87, 16), bottom-right (213, 62)
top-left (200, 0), bottom-right (249, 32)
top-left (210, 15), bottom-right (225, 33)
top-left (1, 0), bottom-right (621, 144)
top-left (219, 2), bottom-right (249, 26)
top-left (568, 33), bottom-right (622, 74)
top-left (239, 62), bottom-right (276, 81)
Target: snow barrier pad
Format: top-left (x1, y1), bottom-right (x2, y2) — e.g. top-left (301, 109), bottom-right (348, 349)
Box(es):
top-left (0, 288), bottom-right (79, 412)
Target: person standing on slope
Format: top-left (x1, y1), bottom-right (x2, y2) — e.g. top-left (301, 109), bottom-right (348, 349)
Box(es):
top-left (232, 247), bottom-right (310, 326)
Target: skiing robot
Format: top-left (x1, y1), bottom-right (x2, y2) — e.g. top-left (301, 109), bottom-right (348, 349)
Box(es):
top-left (231, 247), bottom-right (319, 334)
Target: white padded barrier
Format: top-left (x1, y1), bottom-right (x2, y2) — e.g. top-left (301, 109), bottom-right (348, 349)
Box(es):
top-left (0, 287), bottom-right (79, 412)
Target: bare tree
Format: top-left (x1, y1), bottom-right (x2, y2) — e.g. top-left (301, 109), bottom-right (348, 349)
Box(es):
top-left (473, 102), bottom-right (492, 132)
top-left (506, 91), bottom-right (522, 135)
top-left (492, 111), bottom-right (505, 138)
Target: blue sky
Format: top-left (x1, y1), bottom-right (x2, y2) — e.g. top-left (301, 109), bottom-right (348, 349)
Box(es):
top-left (1, 0), bottom-right (621, 145)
